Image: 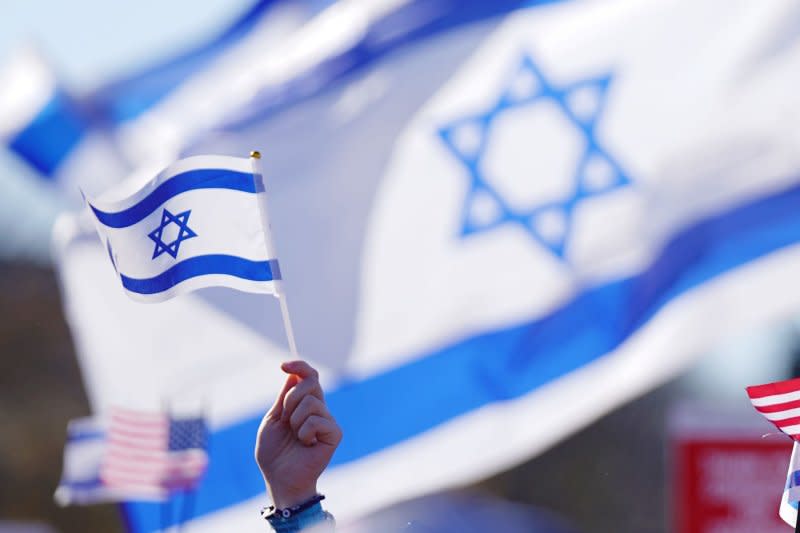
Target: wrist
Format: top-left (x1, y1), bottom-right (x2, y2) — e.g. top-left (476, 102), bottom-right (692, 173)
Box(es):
top-left (267, 482), bottom-right (318, 509)
top-left (261, 498), bottom-right (335, 533)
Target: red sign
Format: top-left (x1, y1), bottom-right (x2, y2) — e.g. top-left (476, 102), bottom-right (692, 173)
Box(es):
top-left (674, 439), bottom-right (791, 532)
top-left (671, 406), bottom-right (792, 533)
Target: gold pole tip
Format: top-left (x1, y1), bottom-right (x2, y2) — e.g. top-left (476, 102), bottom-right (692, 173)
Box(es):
top-left (250, 150), bottom-right (261, 159)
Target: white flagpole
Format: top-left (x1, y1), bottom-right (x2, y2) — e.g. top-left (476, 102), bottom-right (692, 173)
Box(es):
top-left (277, 292), bottom-right (299, 357)
top-left (250, 150), bottom-right (299, 358)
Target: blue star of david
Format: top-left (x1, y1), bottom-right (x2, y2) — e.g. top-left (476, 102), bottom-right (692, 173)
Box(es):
top-left (438, 54), bottom-right (632, 259)
top-left (148, 208), bottom-right (198, 260)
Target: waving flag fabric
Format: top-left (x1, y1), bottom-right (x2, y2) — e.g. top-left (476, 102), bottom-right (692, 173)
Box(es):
top-left (747, 378), bottom-right (800, 441)
top-left (84, 155), bottom-right (281, 302)
top-left (86, 0), bottom-right (331, 127)
top-left (46, 0), bottom-right (800, 532)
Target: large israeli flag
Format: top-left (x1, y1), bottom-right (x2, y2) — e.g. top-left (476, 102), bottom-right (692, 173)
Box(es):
top-left (47, 0), bottom-right (800, 531)
top-left (85, 155), bottom-right (281, 302)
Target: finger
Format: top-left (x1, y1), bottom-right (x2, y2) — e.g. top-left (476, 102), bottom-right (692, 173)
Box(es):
top-left (266, 373), bottom-right (299, 420)
top-left (281, 360), bottom-right (319, 381)
top-left (297, 415), bottom-right (343, 447)
top-left (281, 376), bottom-right (324, 422)
top-left (289, 395), bottom-right (330, 434)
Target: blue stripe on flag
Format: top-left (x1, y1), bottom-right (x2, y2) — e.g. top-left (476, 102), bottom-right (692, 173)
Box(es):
top-left (8, 91), bottom-right (87, 177)
top-left (89, 168), bottom-right (260, 228)
top-left (88, 0), bottom-right (283, 123)
top-left (62, 477), bottom-right (105, 490)
top-left (67, 428), bottom-right (105, 443)
top-left (120, 256), bottom-right (280, 295)
top-left (87, 0), bottom-right (562, 128)
top-left (223, 0), bottom-right (563, 130)
top-left (123, 178), bottom-right (800, 532)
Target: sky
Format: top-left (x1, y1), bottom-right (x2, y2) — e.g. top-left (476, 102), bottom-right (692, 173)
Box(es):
top-left (0, 0), bottom-right (251, 88)
top-left (0, 0), bottom-right (252, 261)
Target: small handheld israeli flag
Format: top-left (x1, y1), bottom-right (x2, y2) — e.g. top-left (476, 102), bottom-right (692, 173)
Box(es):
top-left (85, 153), bottom-right (281, 303)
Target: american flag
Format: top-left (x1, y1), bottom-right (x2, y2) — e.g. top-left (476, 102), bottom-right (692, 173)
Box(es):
top-left (746, 377), bottom-right (800, 441)
top-left (99, 408), bottom-right (208, 500)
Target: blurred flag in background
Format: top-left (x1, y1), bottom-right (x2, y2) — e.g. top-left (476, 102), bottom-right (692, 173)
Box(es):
top-left (100, 409), bottom-right (208, 498)
top-left (55, 411), bottom-right (208, 507)
top-left (0, 0), bottom-right (330, 204)
top-left (6, 0), bottom-right (800, 531)
top-left (747, 378), bottom-right (800, 527)
top-left (0, 46), bottom-right (124, 204)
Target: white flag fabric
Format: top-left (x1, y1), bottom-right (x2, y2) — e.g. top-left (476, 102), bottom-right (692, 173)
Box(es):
top-left (781, 443), bottom-right (800, 527)
top-left (39, 0), bottom-right (800, 531)
top-left (84, 155), bottom-right (281, 302)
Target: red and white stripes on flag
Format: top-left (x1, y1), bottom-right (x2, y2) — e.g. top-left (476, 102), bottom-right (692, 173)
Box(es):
top-left (99, 408), bottom-right (208, 500)
top-left (746, 377), bottom-right (800, 440)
